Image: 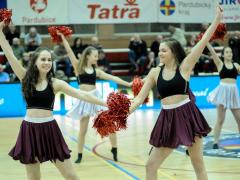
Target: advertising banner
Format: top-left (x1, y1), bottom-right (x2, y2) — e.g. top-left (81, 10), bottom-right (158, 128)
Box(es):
top-left (0, 81), bottom-right (117, 117)
top-left (157, 0), bottom-right (240, 23)
top-left (158, 0), bottom-right (214, 23)
top-left (69, 0), bottom-right (158, 24)
top-left (7, 0), bottom-right (240, 25)
top-left (220, 0), bottom-right (240, 23)
top-left (7, 0), bottom-right (68, 25)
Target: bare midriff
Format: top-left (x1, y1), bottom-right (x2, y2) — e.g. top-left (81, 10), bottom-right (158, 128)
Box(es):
top-left (221, 78), bottom-right (236, 84)
top-left (26, 109), bottom-right (53, 118)
top-left (79, 84), bottom-right (96, 91)
top-left (161, 94), bottom-right (189, 105)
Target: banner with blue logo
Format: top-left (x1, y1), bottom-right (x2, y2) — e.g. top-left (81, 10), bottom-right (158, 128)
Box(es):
top-left (1, 76), bottom-right (240, 117)
top-left (190, 76), bottom-right (240, 108)
top-left (0, 83), bottom-right (26, 117)
top-left (190, 76), bottom-right (219, 108)
top-left (7, 0), bottom-right (240, 25)
top-left (0, 80), bottom-right (117, 117)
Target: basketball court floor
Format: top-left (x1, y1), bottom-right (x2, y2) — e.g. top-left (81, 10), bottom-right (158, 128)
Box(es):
top-left (0, 108), bottom-right (239, 180)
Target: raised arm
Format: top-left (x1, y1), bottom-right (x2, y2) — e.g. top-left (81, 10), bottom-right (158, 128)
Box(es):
top-left (181, 5), bottom-right (223, 77)
top-left (206, 43), bottom-right (223, 71)
top-left (96, 69), bottom-right (131, 87)
top-left (0, 21), bottom-right (26, 80)
top-left (53, 78), bottom-right (107, 106)
top-left (129, 68), bottom-right (156, 113)
top-left (59, 33), bottom-right (79, 75)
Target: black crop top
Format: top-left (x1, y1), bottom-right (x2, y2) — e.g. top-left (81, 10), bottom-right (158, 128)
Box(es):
top-left (157, 65), bottom-right (189, 100)
top-left (219, 63), bottom-right (238, 79)
top-left (25, 83), bottom-right (55, 110)
top-left (77, 67), bottom-right (96, 85)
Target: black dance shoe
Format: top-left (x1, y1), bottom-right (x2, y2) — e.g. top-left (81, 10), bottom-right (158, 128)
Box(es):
top-left (111, 147), bottom-right (118, 161)
top-left (75, 153), bottom-right (82, 163)
top-left (213, 143), bottom-right (219, 149)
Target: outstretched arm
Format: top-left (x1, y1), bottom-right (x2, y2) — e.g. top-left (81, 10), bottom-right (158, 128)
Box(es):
top-left (96, 69), bottom-right (132, 87)
top-left (129, 68), bottom-right (155, 113)
top-left (53, 78), bottom-right (107, 106)
top-left (206, 43), bottom-right (223, 71)
top-left (142, 76), bottom-right (148, 83)
top-left (0, 21), bottom-right (26, 80)
top-left (181, 5), bottom-right (223, 78)
top-left (59, 33), bottom-right (79, 75)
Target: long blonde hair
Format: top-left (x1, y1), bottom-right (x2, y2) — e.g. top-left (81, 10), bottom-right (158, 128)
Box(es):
top-left (77, 46), bottom-right (97, 74)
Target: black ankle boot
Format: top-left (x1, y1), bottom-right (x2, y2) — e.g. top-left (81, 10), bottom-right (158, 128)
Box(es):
top-left (186, 150), bottom-right (189, 156)
top-left (111, 147), bottom-right (118, 161)
top-left (213, 143), bottom-right (219, 149)
top-left (75, 153), bottom-right (82, 163)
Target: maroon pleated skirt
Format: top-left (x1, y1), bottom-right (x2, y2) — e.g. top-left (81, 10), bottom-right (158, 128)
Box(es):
top-left (149, 99), bottom-right (211, 148)
top-left (9, 120), bottom-right (71, 164)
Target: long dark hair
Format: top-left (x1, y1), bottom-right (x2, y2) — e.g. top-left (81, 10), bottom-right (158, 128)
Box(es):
top-left (22, 47), bottom-right (54, 98)
top-left (161, 38), bottom-right (186, 65)
top-left (73, 37), bottom-right (82, 48)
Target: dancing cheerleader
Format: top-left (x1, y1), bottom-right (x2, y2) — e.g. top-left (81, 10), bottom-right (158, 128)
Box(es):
top-left (0, 20), bottom-right (106, 180)
top-left (59, 33), bottom-right (132, 163)
top-left (129, 6), bottom-right (222, 180)
top-left (207, 43), bottom-right (240, 149)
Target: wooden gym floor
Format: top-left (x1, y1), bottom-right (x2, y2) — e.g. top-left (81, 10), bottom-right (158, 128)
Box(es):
top-left (0, 109), bottom-right (240, 180)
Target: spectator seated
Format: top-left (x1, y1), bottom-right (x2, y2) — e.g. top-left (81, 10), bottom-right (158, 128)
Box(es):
top-left (104, 46), bottom-right (224, 77)
top-left (0, 46), bottom-right (225, 78)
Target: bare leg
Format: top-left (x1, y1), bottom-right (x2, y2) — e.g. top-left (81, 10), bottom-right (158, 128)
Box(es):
top-left (187, 137), bottom-right (208, 180)
top-left (78, 115), bottom-right (90, 153)
top-left (146, 147), bottom-right (173, 180)
top-left (75, 115), bottom-right (90, 163)
top-left (109, 133), bottom-right (117, 147)
top-left (230, 108), bottom-right (240, 133)
top-left (25, 162), bottom-right (41, 180)
top-left (53, 159), bottom-right (79, 180)
top-left (109, 133), bottom-right (118, 161)
top-left (213, 105), bottom-right (227, 144)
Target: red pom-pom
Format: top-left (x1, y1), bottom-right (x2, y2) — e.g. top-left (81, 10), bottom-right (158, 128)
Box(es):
top-left (0, 8), bottom-right (12, 25)
top-left (132, 76), bottom-right (149, 103)
top-left (196, 23), bottom-right (227, 42)
top-left (211, 23), bottom-right (227, 41)
top-left (107, 92), bottom-right (130, 115)
top-left (93, 92), bottom-right (131, 138)
top-left (48, 26), bottom-right (72, 43)
top-left (92, 111), bottom-right (116, 138)
top-left (195, 32), bottom-right (204, 42)
top-left (106, 92), bottom-right (130, 131)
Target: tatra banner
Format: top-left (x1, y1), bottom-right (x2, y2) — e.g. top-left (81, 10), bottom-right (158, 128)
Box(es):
top-left (7, 0), bottom-right (240, 25)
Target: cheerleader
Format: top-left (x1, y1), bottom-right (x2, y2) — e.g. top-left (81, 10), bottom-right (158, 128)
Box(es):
top-left (129, 6), bottom-right (222, 180)
top-left (207, 43), bottom-right (240, 149)
top-left (59, 33), bottom-right (132, 163)
top-left (0, 20), bottom-right (107, 180)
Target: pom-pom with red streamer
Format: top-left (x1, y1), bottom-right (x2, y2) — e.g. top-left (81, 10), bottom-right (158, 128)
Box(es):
top-left (132, 76), bottom-right (149, 103)
top-left (92, 110), bottom-right (116, 137)
top-left (48, 26), bottom-right (72, 43)
top-left (196, 23), bottom-right (227, 42)
top-left (195, 32), bottom-right (204, 42)
top-left (211, 23), bottom-right (226, 41)
top-left (0, 8), bottom-right (12, 25)
top-left (107, 92), bottom-right (130, 116)
top-left (93, 92), bottom-right (131, 138)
